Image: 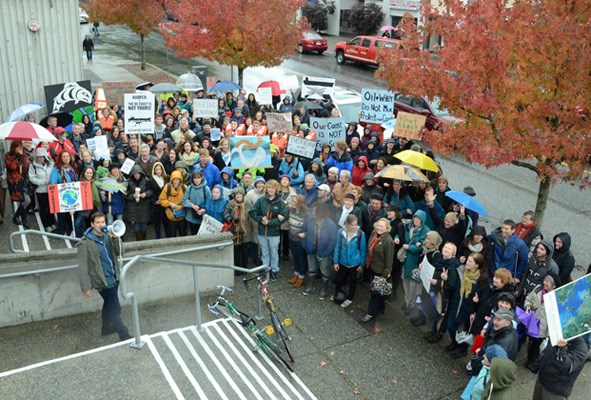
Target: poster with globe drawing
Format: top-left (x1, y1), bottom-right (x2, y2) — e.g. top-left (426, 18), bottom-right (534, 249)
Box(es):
top-left (48, 182), bottom-right (93, 213)
top-left (544, 273), bottom-right (591, 346)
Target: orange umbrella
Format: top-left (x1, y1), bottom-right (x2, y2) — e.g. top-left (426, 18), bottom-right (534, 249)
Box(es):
top-left (375, 165), bottom-right (429, 182)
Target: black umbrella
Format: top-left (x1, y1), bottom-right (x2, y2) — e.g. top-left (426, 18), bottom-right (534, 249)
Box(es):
top-left (39, 112), bottom-right (73, 128)
top-left (293, 100), bottom-right (323, 111)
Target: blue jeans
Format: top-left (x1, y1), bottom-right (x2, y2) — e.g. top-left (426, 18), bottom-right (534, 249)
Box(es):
top-left (259, 235), bottom-right (280, 273)
top-left (307, 254), bottom-right (332, 280)
top-left (98, 285), bottom-right (129, 339)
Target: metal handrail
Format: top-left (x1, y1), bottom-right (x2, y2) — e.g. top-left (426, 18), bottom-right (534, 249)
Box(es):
top-left (118, 241), bottom-right (270, 349)
top-left (9, 229), bottom-right (80, 253)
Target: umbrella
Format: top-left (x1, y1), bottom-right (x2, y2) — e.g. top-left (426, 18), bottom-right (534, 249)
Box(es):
top-left (6, 103), bottom-right (45, 122)
top-left (444, 190), bottom-right (488, 217)
top-left (293, 100), bottom-right (323, 111)
top-left (149, 83), bottom-right (183, 94)
top-left (516, 307), bottom-right (540, 338)
top-left (257, 80), bottom-right (285, 96)
top-left (380, 25), bottom-right (396, 32)
top-left (176, 72), bottom-right (203, 92)
top-left (0, 122), bottom-right (57, 142)
top-left (375, 165), bottom-right (429, 182)
top-left (39, 112), bottom-right (73, 128)
top-left (136, 81), bottom-right (154, 90)
top-left (210, 81), bottom-right (241, 92)
top-left (394, 150), bottom-right (439, 172)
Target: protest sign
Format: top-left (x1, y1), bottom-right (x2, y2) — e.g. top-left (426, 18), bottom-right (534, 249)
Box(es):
top-left (102, 81), bottom-right (136, 106)
top-left (266, 112), bottom-right (293, 133)
top-left (257, 87), bottom-right (273, 105)
top-left (87, 135), bottom-right (110, 161)
top-left (302, 76), bottom-right (335, 97)
top-left (124, 92), bottom-right (155, 135)
top-left (359, 89), bottom-right (395, 124)
top-left (210, 128), bottom-right (221, 141)
top-left (420, 256), bottom-right (436, 293)
top-left (96, 177), bottom-right (128, 194)
top-left (206, 76), bottom-right (216, 90)
top-left (120, 158), bottom-right (135, 175)
top-left (310, 117), bottom-right (346, 152)
top-left (48, 182), bottom-right (93, 213)
top-left (394, 111), bottom-right (426, 140)
top-left (278, 75), bottom-right (299, 90)
top-left (197, 216), bottom-right (223, 236)
top-left (286, 135), bottom-right (316, 160)
top-left (544, 273), bottom-right (591, 346)
top-left (193, 99), bottom-right (218, 118)
top-left (44, 80), bottom-right (92, 114)
top-left (230, 136), bottom-right (272, 169)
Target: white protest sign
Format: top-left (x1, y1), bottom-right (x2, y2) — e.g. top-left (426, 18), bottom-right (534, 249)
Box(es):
top-left (120, 158), bottom-right (135, 175)
top-left (257, 87), bottom-right (273, 105)
top-left (197, 215), bottom-right (223, 236)
top-left (302, 76), bottom-right (335, 97)
top-left (210, 128), bottom-right (221, 141)
top-left (359, 89), bottom-right (395, 124)
top-left (420, 255), bottom-right (436, 293)
top-left (266, 112), bottom-right (293, 133)
top-left (124, 92), bottom-right (155, 134)
top-left (310, 117), bottom-right (346, 152)
top-left (92, 135), bottom-right (110, 161)
top-left (278, 75), bottom-right (299, 90)
top-left (286, 135), bottom-right (316, 159)
top-left (193, 99), bottom-right (218, 118)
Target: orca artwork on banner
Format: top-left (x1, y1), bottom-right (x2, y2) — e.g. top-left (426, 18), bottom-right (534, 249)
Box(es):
top-left (44, 80), bottom-right (93, 114)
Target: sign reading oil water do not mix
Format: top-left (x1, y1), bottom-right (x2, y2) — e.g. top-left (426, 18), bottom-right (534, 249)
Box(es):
top-left (359, 89), bottom-right (395, 124)
top-left (124, 93), bottom-right (155, 135)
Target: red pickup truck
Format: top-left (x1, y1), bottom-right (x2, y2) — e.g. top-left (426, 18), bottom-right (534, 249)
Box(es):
top-left (334, 36), bottom-right (402, 66)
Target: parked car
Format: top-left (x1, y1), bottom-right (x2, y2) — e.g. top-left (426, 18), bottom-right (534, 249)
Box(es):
top-left (334, 36), bottom-right (402, 66)
top-left (79, 7), bottom-right (89, 24)
top-left (299, 31), bottom-right (328, 55)
top-left (393, 93), bottom-right (461, 131)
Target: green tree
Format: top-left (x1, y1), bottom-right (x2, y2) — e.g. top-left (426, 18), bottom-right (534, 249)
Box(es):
top-left (348, 3), bottom-right (385, 36)
top-left (302, 0), bottom-right (336, 32)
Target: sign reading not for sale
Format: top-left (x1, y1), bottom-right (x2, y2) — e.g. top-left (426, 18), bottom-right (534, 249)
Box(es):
top-left (124, 92), bottom-right (155, 135)
top-left (48, 182), bottom-right (93, 214)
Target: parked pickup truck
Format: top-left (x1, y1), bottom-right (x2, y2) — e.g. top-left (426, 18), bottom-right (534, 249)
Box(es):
top-left (334, 36), bottom-right (402, 66)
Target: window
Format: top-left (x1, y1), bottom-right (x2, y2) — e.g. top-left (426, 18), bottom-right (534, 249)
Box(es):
top-left (395, 93), bottom-right (414, 107)
top-left (349, 37), bottom-right (361, 46)
top-left (340, 10), bottom-right (351, 28)
top-left (361, 38), bottom-right (372, 48)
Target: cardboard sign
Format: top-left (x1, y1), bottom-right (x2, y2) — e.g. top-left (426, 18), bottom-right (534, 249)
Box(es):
top-left (124, 92), bottom-right (155, 135)
top-left (197, 215), bottom-right (223, 235)
top-left (193, 99), bottom-right (218, 118)
top-left (257, 87), bottom-right (273, 105)
top-left (230, 136), bottom-right (272, 169)
top-left (286, 135), bottom-right (316, 159)
top-left (120, 158), bottom-right (135, 175)
top-left (310, 117), bottom-right (346, 152)
top-left (44, 80), bottom-right (92, 114)
top-left (359, 89), bottom-right (395, 124)
top-left (48, 182), bottom-right (93, 213)
top-left (265, 112), bottom-right (293, 133)
top-left (102, 81), bottom-right (136, 107)
top-left (278, 75), bottom-right (299, 90)
top-left (394, 111), bottom-right (426, 140)
top-left (302, 76), bottom-right (335, 97)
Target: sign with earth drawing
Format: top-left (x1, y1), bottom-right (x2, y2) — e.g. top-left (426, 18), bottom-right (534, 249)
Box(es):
top-left (48, 182), bottom-right (93, 214)
top-left (544, 273), bottom-right (591, 346)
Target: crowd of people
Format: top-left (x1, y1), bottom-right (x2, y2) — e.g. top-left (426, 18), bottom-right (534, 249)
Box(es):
top-left (3, 87), bottom-right (590, 399)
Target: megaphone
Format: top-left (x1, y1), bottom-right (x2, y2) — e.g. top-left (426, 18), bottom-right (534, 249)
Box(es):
top-left (106, 220), bottom-right (126, 237)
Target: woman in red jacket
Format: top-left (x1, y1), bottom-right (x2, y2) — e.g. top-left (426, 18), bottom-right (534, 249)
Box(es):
top-left (351, 156), bottom-right (371, 186)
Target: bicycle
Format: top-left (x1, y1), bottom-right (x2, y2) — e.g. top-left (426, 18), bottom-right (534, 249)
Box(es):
top-left (208, 285), bottom-right (293, 372)
top-left (244, 270), bottom-right (294, 364)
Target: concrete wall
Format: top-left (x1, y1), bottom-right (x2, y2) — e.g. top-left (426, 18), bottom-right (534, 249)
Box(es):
top-left (0, 0), bottom-right (83, 121)
top-left (0, 234), bottom-right (235, 328)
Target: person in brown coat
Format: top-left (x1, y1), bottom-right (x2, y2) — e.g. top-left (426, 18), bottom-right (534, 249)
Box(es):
top-left (4, 140), bottom-right (32, 228)
top-left (361, 217), bottom-right (395, 322)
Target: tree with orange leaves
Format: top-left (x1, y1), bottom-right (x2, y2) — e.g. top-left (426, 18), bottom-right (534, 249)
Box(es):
top-left (377, 0), bottom-right (591, 226)
top-left (85, 0), bottom-right (164, 70)
top-left (161, 0), bottom-right (309, 86)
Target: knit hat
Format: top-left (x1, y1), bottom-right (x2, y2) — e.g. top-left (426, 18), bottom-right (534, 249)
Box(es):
top-left (317, 184), bottom-right (331, 193)
top-left (493, 308), bottom-right (515, 323)
top-left (496, 293), bottom-right (516, 309)
top-left (363, 172), bottom-right (375, 181)
top-left (463, 186), bottom-right (476, 196)
top-left (279, 174), bottom-right (291, 182)
top-left (485, 345), bottom-right (508, 362)
top-left (175, 160), bottom-right (186, 169)
top-left (544, 272), bottom-right (561, 288)
top-left (254, 176), bottom-right (266, 186)
top-left (370, 193), bottom-right (384, 202)
top-left (233, 186), bottom-right (245, 196)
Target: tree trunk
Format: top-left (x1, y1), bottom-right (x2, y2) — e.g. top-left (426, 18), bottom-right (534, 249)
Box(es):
top-left (534, 177), bottom-right (551, 229)
top-left (238, 67), bottom-right (244, 88)
top-left (140, 34), bottom-right (146, 71)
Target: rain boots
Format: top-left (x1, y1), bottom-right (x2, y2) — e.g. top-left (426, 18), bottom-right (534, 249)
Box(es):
top-left (303, 275), bottom-right (315, 295)
top-left (13, 205), bottom-right (30, 229)
top-left (318, 279), bottom-right (329, 300)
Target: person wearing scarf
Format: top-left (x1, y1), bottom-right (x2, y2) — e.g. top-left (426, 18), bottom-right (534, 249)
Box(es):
top-left (224, 187), bottom-right (249, 274)
top-left (361, 218), bottom-right (395, 322)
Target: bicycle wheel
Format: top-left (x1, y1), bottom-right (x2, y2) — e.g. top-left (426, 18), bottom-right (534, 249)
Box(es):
top-left (270, 312), bottom-right (294, 362)
top-left (255, 332), bottom-right (293, 372)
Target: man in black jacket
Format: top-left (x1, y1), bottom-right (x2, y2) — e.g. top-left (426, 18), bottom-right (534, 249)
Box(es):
top-left (480, 308), bottom-right (519, 361)
top-left (533, 337), bottom-right (588, 399)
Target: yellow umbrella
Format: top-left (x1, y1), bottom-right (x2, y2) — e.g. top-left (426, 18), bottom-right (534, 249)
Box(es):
top-left (394, 150), bottom-right (439, 172)
top-left (375, 165), bottom-right (429, 182)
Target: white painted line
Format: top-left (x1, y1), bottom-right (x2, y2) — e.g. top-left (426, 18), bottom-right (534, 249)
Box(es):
top-left (0, 337), bottom-right (137, 378)
top-left (212, 321), bottom-right (292, 400)
top-left (176, 330), bottom-right (229, 400)
top-left (145, 336), bottom-right (186, 400)
top-left (204, 324), bottom-right (265, 399)
top-left (189, 326), bottom-right (247, 399)
top-left (161, 332), bottom-right (209, 399)
top-left (34, 212), bottom-right (51, 250)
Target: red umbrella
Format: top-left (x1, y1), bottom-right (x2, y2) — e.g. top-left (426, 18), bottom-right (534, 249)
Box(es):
top-left (0, 121), bottom-right (57, 142)
top-left (257, 80), bottom-right (285, 96)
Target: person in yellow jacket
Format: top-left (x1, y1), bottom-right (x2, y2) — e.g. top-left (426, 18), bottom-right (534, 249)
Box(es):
top-left (158, 170), bottom-right (187, 237)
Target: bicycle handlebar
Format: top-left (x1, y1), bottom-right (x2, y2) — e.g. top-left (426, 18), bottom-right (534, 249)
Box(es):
top-left (217, 285), bottom-right (233, 296)
top-left (243, 268), bottom-right (271, 288)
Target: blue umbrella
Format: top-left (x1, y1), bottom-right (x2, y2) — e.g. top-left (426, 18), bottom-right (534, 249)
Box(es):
top-left (445, 190), bottom-right (488, 217)
top-left (210, 81), bottom-right (241, 92)
top-left (6, 102), bottom-right (45, 122)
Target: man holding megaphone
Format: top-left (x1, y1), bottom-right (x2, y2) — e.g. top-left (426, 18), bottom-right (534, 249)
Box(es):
top-left (77, 212), bottom-right (131, 341)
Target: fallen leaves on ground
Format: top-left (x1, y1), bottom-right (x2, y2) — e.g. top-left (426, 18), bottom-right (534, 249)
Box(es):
top-left (339, 368), bottom-right (345, 375)
top-left (320, 361), bottom-right (327, 367)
